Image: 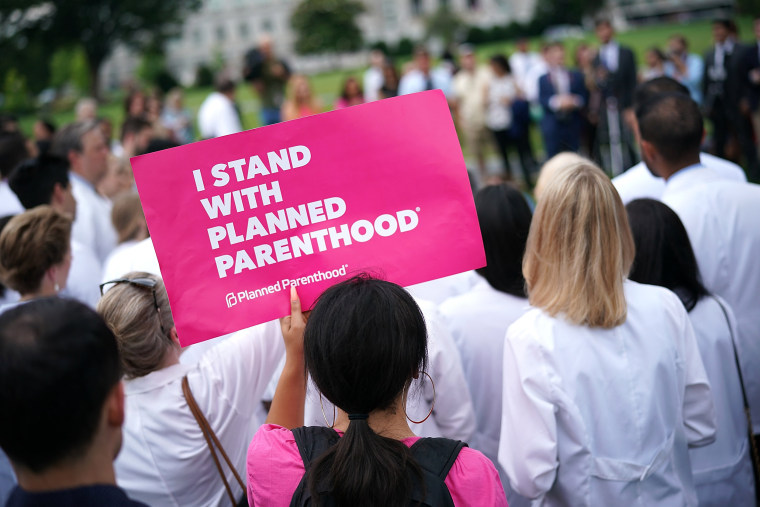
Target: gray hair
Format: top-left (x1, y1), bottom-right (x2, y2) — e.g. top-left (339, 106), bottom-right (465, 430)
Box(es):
top-left (51, 120), bottom-right (102, 158)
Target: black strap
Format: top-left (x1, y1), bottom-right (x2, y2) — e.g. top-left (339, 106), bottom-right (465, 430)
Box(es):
top-left (409, 437), bottom-right (467, 480)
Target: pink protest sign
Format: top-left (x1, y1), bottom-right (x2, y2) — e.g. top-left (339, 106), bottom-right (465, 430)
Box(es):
top-left (132, 90), bottom-right (485, 346)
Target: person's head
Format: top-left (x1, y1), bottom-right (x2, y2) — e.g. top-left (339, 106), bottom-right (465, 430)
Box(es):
top-left (75, 97), bottom-right (98, 122)
top-left (98, 117), bottom-right (113, 142)
top-left (668, 35), bottom-right (688, 56)
top-left (524, 162), bottom-right (634, 328)
top-left (459, 44), bottom-right (476, 71)
top-left (8, 155), bottom-right (76, 218)
top-left (98, 155), bottom-right (135, 200)
top-left (304, 275), bottom-right (428, 506)
top-left (489, 54), bottom-right (510, 76)
top-left (516, 38), bottom-right (529, 53)
top-left (574, 43), bottom-right (593, 68)
top-left (633, 76), bottom-right (690, 110)
top-left (124, 90), bottom-right (146, 118)
top-left (259, 34), bottom-right (274, 58)
top-left (0, 206), bottom-right (72, 298)
top-left (595, 18), bottom-right (614, 44)
top-left (0, 131), bottom-right (31, 180)
top-left (474, 184), bottom-right (532, 297)
top-left (111, 193), bottom-right (147, 244)
top-left (369, 49), bottom-right (386, 68)
top-left (534, 151), bottom-right (588, 200)
top-left (97, 272), bottom-right (177, 379)
top-left (626, 199), bottom-right (708, 311)
top-left (712, 19), bottom-right (731, 43)
top-left (545, 41), bottom-right (566, 67)
top-left (52, 120), bottom-right (110, 184)
top-left (0, 298), bottom-right (123, 477)
top-left (414, 46), bottom-right (431, 74)
top-left (340, 76), bottom-right (363, 100)
top-left (637, 92), bottom-right (702, 179)
top-left (215, 75), bottom-right (237, 98)
top-left (382, 60), bottom-right (400, 87)
top-left (165, 88), bottom-right (184, 110)
top-left (645, 47), bottom-right (666, 68)
top-left (33, 119), bottom-right (56, 142)
top-left (120, 116), bottom-right (153, 155)
top-left (289, 74), bottom-right (314, 103)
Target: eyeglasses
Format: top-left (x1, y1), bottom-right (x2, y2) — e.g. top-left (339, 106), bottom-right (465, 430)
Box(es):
top-left (99, 277), bottom-right (166, 335)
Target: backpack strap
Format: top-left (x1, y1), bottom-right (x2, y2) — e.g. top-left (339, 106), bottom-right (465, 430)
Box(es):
top-left (409, 437), bottom-right (467, 480)
top-left (289, 427), bottom-right (341, 507)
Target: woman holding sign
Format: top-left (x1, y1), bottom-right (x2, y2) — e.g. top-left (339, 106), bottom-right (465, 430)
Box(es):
top-left (498, 162), bottom-right (716, 505)
top-left (247, 275), bottom-right (506, 506)
top-left (97, 272), bottom-right (306, 507)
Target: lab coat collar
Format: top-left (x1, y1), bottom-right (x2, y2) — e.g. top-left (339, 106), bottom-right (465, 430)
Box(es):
top-left (124, 362), bottom-right (192, 395)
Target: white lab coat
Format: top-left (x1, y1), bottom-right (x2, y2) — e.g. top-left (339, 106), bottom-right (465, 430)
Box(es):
top-left (499, 281), bottom-right (716, 506)
top-left (70, 172), bottom-right (117, 263)
top-left (197, 92), bottom-right (242, 139)
top-left (0, 181), bottom-right (23, 217)
top-left (440, 278), bottom-right (532, 507)
top-left (687, 296), bottom-right (755, 505)
top-left (304, 298), bottom-right (476, 442)
top-left (662, 166), bottom-right (760, 433)
top-left (115, 321), bottom-right (284, 507)
top-left (613, 153), bottom-right (746, 204)
top-left (60, 239), bottom-right (102, 308)
top-left (101, 237), bottom-right (161, 282)
top-left (406, 271), bottom-right (479, 305)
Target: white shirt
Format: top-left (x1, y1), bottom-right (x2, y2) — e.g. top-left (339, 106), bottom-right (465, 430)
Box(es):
top-left (687, 296), bottom-right (756, 505)
top-left (406, 271), bottom-right (479, 305)
top-left (486, 75), bottom-right (518, 131)
top-left (70, 172), bottom-right (117, 263)
top-left (101, 237), bottom-right (161, 282)
top-left (398, 67), bottom-right (453, 97)
top-left (523, 60), bottom-right (548, 103)
top-left (613, 153), bottom-right (746, 204)
top-left (198, 92), bottom-right (242, 139)
top-left (115, 321), bottom-right (284, 507)
top-left (452, 66), bottom-right (491, 127)
top-left (60, 239), bottom-right (102, 308)
top-left (509, 51), bottom-right (542, 92)
top-left (363, 66), bottom-right (384, 102)
top-left (499, 281), bottom-right (716, 506)
top-left (439, 278), bottom-right (531, 505)
top-left (304, 298), bottom-right (476, 442)
top-left (662, 166), bottom-right (760, 433)
top-left (600, 42), bottom-right (620, 72)
top-left (0, 181), bottom-right (23, 217)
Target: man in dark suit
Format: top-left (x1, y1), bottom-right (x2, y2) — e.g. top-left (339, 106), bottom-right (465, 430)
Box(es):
top-left (739, 17), bottom-right (760, 181)
top-left (593, 18), bottom-right (638, 175)
top-left (538, 42), bottom-right (589, 157)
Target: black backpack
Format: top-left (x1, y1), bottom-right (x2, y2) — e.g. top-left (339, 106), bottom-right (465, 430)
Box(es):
top-left (289, 426), bottom-right (467, 506)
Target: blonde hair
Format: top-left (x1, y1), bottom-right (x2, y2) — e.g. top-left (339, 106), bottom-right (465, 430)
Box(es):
top-left (111, 192), bottom-right (147, 244)
top-left (523, 162), bottom-right (634, 328)
top-left (0, 206), bottom-right (71, 295)
top-left (97, 272), bottom-right (176, 379)
top-left (534, 152), bottom-right (588, 201)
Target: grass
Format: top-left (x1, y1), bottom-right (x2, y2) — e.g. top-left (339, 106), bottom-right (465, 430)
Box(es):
top-left (13, 16), bottom-right (756, 140)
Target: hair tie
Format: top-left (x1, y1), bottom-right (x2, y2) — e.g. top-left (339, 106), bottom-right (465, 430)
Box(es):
top-left (348, 413), bottom-right (369, 421)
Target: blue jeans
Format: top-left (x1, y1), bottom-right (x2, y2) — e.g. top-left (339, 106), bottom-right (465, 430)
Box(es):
top-left (260, 108), bottom-right (281, 126)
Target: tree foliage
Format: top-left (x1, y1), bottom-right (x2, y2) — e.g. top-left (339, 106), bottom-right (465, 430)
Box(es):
top-left (425, 5), bottom-right (466, 46)
top-left (533, 0), bottom-right (603, 27)
top-left (291, 0), bottom-right (365, 56)
top-left (0, 0), bottom-right (201, 97)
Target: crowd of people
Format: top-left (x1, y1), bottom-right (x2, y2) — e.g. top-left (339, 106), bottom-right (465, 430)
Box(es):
top-left (0, 15), bottom-right (760, 507)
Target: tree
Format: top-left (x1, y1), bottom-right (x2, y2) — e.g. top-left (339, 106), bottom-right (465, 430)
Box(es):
top-left (425, 5), bottom-right (466, 47)
top-left (291, 0), bottom-right (365, 56)
top-left (0, 0), bottom-right (201, 98)
top-left (532, 0), bottom-right (603, 28)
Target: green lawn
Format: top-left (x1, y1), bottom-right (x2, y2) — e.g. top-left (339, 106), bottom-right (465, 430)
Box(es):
top-left (14, 16), bottom-right (755, 140)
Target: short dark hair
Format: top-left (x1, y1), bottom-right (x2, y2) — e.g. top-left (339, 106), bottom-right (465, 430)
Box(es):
top-left (215, 75), bottom-right (237, 94)
top-left (713, 18), bottom-right (732, 30)
top-left (636, 92), bottom-right (702, 164)
top-left (633, 76), bottom-right (690, 109)
top-left (0, 131), bottom-right (30, 179)
top-left (626, 199), bottom-right (709, 311)
top-left (595, 17), bottom-right (613, 29)
top-left (304, 275), bottom-right (428, 506)
top-left (0, 298), bottom-right (122, 472)
top-left (475, 184), bottom-right (532, 297)
top-left (489, 54), bottom-right (511, 74)
top-left (8, 155), bottom-right (70, 209)
top-left (120, 116), bottom-right (152, 143)
top-left (143, 138), bottom-right (179, 155)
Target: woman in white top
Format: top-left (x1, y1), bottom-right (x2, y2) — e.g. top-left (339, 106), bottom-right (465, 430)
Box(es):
top-left (498, 161), bottom-right (717, 506)
top-left (97, 272), bottom-right (304, 507)
top-left (440, 184), bottom-right (532, 506)
top-left (626, 198), bottom-right (756, 505)
top-left (486, 55), bottom-right (532, 186)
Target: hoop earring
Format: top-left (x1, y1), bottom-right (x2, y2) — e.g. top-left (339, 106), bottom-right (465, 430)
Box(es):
top-left (320, 392), bottom-right (336, 428)
top-left (405, 371), bottom-right (436, 425)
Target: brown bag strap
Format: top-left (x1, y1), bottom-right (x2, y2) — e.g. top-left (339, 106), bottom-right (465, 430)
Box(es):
top-left (181, 375), bottom-right (246, 506)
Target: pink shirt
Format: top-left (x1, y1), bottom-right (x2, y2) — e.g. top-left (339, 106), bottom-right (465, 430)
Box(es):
top-left (247, 424), bottom-right (507, 507)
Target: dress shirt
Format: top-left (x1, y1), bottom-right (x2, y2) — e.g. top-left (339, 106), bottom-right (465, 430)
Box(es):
top-left (600, 42), bottom-right (620, 72)
top-left (398, 67), bottom-right (453, 97)
top-left (363, 66), bottom-right (384, 102)
top-left (60, 239), bottom-right (102, 308)
top-left (70, 172), bottom-right (117, 263)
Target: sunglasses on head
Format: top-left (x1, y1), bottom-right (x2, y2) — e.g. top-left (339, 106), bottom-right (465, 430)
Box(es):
top-left (99, 277), bottom-right (166, 335)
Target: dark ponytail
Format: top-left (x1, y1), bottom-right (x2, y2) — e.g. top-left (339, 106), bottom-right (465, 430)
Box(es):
top-left (303, 274), bottom-right (428, 507)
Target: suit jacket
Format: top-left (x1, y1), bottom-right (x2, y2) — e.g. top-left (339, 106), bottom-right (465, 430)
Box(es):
top-left (739, 42), bottom-right (760, 111)
top-left (538, 69), bottom-right (589, 132)
top-left (593, 43), bottom-right (637, 109)
top-left (702, 42), bottom-right (745, 113)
